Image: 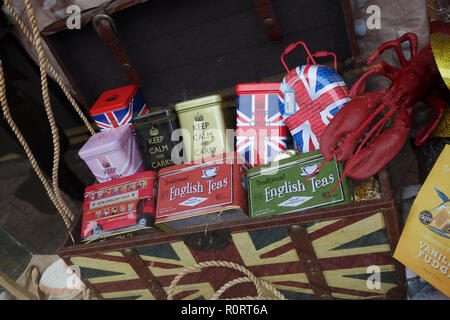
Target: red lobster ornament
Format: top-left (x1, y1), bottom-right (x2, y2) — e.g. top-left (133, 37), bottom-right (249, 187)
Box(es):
top-left (317, 22), bottom-right (449, 190)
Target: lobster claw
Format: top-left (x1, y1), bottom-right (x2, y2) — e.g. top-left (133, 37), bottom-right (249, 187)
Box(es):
top-left (320, 90), bottom-right (385, 162)
top-left (343, 108), bottom-right (412, 180)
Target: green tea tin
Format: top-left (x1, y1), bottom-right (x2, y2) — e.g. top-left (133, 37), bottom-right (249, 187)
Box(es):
top-left (246, 150), bottom-right (351, 218)
top-left (175, 95), bottom-right (235, 161)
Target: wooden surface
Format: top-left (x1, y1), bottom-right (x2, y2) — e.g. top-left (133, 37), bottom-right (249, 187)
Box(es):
top-left (58, 171), bottom-right (407, 300)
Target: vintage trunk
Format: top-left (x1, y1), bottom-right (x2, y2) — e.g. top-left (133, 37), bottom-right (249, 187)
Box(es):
top-left (57, 170), bottom-right (407, 300)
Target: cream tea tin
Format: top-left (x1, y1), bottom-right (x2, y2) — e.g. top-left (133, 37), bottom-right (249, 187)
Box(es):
top-left (175, 95), bottom-right (235, 161)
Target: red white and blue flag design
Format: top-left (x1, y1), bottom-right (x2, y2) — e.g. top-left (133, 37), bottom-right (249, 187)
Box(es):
top-left (93, 92), bottom-right (148, 131)
top-left (278, 65), bottom-right (350, 153)
top-left (236, 93), bottom-right (288, 167)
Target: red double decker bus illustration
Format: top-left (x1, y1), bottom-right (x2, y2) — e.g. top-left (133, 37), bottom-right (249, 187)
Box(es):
top-left (81, 171), bottom-right (157, 241)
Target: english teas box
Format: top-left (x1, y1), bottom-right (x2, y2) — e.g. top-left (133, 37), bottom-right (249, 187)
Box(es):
top-left (155, 152), bottom-right (250, 231)
top-left (246, 150), bottom-right (351, 218)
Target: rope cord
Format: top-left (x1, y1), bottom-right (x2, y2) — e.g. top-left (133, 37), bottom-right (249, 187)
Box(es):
top-left (24, 0), bottom-right (74, 222)
top-left (0, 0), bottom-right (98, 233)
top-left (0, 60), bottom-right (72, 230)
top-left (167, 260), bottom-right (287, 300)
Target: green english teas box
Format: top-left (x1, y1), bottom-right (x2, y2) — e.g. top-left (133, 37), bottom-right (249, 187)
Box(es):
top-left (247, 150), bottom-right (351, 218)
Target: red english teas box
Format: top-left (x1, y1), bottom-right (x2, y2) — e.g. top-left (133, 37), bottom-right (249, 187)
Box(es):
top-left (155, 152), bottom-right (250, 231)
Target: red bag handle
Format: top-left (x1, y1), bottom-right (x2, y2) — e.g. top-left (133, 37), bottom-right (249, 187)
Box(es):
top-left (307, 51), bottom-right (338, 72)
top-left (281, 41), bottom-right (317, 72)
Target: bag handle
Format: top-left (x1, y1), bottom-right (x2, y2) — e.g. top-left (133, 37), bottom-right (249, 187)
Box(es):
top-left (307, 51), bottom-right (338, 72)
top-left (281, 41), bottom-right (317, 72)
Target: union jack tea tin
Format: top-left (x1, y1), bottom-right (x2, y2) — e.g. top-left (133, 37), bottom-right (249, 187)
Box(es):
top-left (90, 85), bottom-right (149, 131)
top-left (80, 171), bottom-right (158, 242)
top-left (131, 108), bottom-right (181, 172)
top-left (78, 125), bottom-right (145, 183)
top-left (246, 150), bottom-right (351, 218)
top-left (175, 95), bottom-right (235, 162)
top-left (155, 152), bottom-right (249, 231)
top-left (236, 83), bottom-right (289, 167)
top-left (278, 42), bottom-right (350, 153)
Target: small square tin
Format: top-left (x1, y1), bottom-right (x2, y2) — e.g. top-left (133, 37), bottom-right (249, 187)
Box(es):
top-left (90, 85), bottom-right (148, 131)
top-left (131, 108), bottom-right (182, 171)
top-left (175, 95), bottom-right (235, 162)
top-left (78, 125), bottom-right (145, 183)
top-left (246, 150), bottom-right (351, 218)
top-left (155, 152), bottom-right (249, 231)
top-left (80, 171), bottom-right (158, 242)
top-left (236, 83), bottom-right (289, 167)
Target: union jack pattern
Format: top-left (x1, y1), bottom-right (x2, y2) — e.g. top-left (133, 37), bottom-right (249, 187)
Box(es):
top-left (93, 92), bottom-right (148, 131)
top-left (278, 65), bottom-right (350, 153)
top-left (236, 93), bottom-right (288, 167)
top-left (70, 212), bottom-right (401, 300)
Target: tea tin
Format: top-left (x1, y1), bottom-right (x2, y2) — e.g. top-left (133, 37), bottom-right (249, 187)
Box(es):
top-left (175, 95), bottom-right (235, 161)
top-left (78, 125), bottom-right (145, 183)
top-left (80, 171), bottom-right (158, 242)
top-left (155, 152), bottom-right (249, 231)
top-left (236, 83), bottom-right (289, 167)
top-left (132, 108), bottom-right (181, 171)
top-left (90, 85), bottom-right (149, 131)
top-left (246, 150), bottom-right (351, 218)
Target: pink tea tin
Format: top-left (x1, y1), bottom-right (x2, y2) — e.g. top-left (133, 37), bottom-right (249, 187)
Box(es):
top-left (78, 125), bottom-right (145, 183)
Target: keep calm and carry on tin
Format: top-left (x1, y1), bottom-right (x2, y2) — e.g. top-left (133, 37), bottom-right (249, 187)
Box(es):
top-left (175, 95), bottom-right (235, 161)
top-left (247, 150), bottom-right (351, 218)
top-left (132, 108), bottom-right (181, 172)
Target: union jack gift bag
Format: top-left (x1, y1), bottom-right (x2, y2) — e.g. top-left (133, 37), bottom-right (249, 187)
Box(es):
top-left (90, 85), bottom-right (149, 131)
top-left (236, 83), bottom-right (289, 167)
top-left (278, 41), bottom-right (350, 153)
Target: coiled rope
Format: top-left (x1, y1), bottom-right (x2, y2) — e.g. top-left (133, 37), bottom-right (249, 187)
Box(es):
top-left (0, 0), bottom-right (96, 234)
top-left (167, 260), bottom-right (287, 300)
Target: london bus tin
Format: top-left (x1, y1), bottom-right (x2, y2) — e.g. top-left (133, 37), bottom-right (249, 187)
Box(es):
top-left (247, 150), bottom-right (351, 218)
top-left (155, 152), bottom-right (249, 231)
top-left (78, 125), bottom-right (145, 183)
top-left (80, 171), bottom-right (158, 242)
top-left (175, 95), bottom-right (235, 162)
top-left (131, 108), bottom-right (181, 172)
top-left (90, 85), bottom-right (149, 131)
top-left (236, 83), bottom-right (289, 167)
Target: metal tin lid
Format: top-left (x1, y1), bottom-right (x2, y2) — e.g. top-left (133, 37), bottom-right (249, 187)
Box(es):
top-left (247, 149), bottom-right (323, 178)
top-left (78, 125), bottom-right (133, 160)
top-left (158, 152), bottom-right (245, 177)
top-left (90, 85), bottom-right (138, 116)
top-left (236, 83), bottom-right (281, 95)
top-left (132, 107), bottom-right (177, 126)
top-left (84, 170), bottom-right (157, 193)
top-left (174, 95), bottom-right (228, 113)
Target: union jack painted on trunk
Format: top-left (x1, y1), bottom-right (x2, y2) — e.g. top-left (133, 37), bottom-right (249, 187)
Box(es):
top-left (278, 65), bottom-right (350, 153)
top-left (236, 89), bottom-right (288, 167)
top-left (68, 211), bottom-right (401, 300)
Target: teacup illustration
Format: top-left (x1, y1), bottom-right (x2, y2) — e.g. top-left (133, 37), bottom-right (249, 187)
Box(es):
top-left (300, 164), bottom-right (319, 176)
top-left (202, 167), bottom-right (218, 179)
